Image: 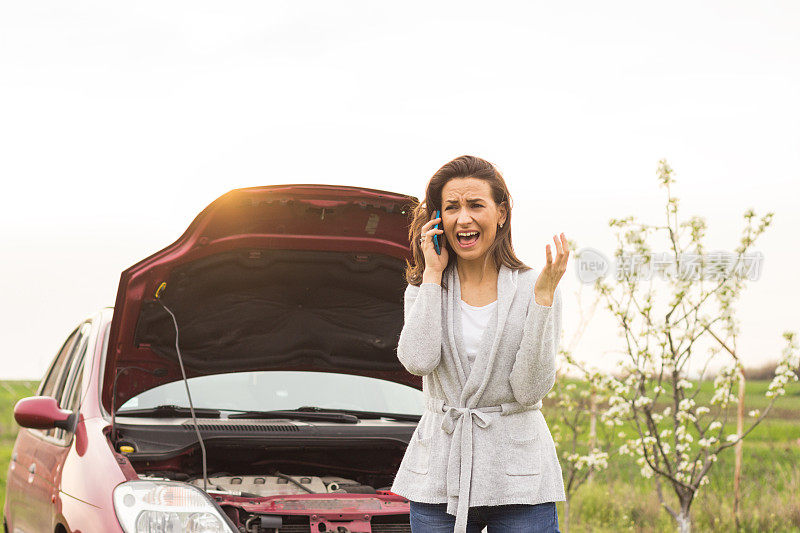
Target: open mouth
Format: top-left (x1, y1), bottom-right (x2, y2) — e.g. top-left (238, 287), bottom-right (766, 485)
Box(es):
top-left (456, 230), bottom-right (480, 248)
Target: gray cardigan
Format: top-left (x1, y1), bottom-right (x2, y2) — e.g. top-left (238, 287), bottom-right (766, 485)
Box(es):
top-left (390, 263), bottom-right (566, 532)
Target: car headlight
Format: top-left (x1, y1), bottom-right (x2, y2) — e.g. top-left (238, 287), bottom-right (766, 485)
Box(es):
top-left (113, 480), bottom-right (235, 533)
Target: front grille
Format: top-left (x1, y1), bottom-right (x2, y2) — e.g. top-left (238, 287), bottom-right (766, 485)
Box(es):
top-left (372, 515), bottom-right (411, 533)
top-left (276, 516), bottom-right (311, 532)
top-left (275, 522), bottom-right (410, 533)
top-left (270, 516), bottom-right (410, 533)
top-left (278, 526), bottom-right (311, 533)
top-left (371, 525), bottom-right (412, 533)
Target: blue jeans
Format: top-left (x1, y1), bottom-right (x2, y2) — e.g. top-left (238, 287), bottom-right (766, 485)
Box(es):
top-left (409, 500), bottom-right (560, 533)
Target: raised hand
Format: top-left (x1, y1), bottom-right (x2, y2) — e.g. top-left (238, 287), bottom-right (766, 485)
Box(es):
top-left (534, 232), bottom-right (569, 307)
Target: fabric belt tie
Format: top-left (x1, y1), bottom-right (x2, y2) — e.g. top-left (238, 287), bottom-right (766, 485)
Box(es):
top-left (435, 400), bottom-right (503, 533)
top-left (423, 398), bottom-right (540, 533)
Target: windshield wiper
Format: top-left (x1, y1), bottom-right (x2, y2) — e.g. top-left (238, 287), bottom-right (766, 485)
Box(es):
top-left (227, 409), bottom-right (359, 424)
top-left (295, 406), bottom-right (421, 422)
top-left (115, 405), bottom-right (221, 418)
top-left (115, 405), bottom-right (419, 423)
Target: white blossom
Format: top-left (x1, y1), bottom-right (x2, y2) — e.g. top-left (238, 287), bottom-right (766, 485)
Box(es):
top-left (678, 398), bottom-right (695, 411)
top-left (635, 396), bottom-right (653, 408)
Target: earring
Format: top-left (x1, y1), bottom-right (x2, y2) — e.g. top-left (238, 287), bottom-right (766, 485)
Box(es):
top-left (499, 223), bottom-right (504, 228)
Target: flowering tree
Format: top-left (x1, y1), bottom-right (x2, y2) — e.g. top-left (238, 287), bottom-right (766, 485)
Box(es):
top-left (581, 160), bottom-right (799, 533)
top-left (548, 358), bottom-right (615, 533)
top-left (547, 275), bottom-right (616, 532)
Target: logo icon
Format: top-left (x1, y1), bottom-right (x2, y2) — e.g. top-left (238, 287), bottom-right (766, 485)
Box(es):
top-left (575, 247), bottom-right (611, 284)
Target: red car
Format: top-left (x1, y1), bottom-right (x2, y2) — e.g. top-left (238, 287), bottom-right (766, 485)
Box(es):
top-left (5, 185), bottom-right (423, 533)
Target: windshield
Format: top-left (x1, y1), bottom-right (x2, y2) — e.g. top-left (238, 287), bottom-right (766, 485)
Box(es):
top-left (117, 371), bottom-right (424, 416)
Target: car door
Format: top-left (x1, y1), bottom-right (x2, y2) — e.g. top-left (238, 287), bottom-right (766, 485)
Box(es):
top-left (5, 425), bottom-right (45, 533)
top-left (29, 322), bottom-right (91, 533)
top-left (5, 327), bottom-right (79, 533)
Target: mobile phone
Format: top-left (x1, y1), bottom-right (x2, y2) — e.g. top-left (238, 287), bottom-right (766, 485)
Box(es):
top-left (433, 210), bottom-right (442, 255)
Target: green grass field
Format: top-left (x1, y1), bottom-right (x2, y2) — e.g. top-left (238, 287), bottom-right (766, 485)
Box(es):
top-left (551, 416), bottom-right (800, 532)
top-left (0, 380), bottom-right (38, 524)
top-left (544, 378), bottom-right (800, 532)
top-left (1, 379), bottom-right (798, 531)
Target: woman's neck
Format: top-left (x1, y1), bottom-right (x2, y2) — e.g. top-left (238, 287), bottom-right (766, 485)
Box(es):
top-left (456, 255), bottom-right (499, 286)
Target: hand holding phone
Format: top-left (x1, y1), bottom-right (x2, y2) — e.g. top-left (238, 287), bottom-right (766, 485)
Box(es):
top-left (433, 210), bottom-right (442, 255)
top-left (420, 210), bottom-right (448, 275)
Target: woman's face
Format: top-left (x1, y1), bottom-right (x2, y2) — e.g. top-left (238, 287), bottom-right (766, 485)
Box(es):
top-left (440, 177), bottom-right (507, 262)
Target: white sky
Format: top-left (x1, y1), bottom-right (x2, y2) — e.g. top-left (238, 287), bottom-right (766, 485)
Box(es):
top-left (1, 1), bottom-right (798, 380)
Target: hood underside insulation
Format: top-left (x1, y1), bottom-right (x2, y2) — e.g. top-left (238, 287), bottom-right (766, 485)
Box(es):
top-left (134, 249), bottom-right (407, 376)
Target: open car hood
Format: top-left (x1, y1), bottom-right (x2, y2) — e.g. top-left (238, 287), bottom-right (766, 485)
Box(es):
top-left (102, 184), bottom-right (418, 413)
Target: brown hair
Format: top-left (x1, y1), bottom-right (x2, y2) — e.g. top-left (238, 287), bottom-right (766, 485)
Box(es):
top-left (405, 155), bottom-right (530, 286)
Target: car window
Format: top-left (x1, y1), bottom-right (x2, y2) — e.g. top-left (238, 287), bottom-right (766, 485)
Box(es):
top-left (38, 327), bottom-right (80, 398)
top-left (53, 370), bottom-right (84, 441)
top-left (52, 324), bottom-right (92, 440)
top-left (60, 324), bottom-right (91, 408)
top-left (118, 371), bottom-right (425, 416)
top-left (46, 323), bottom-right (90, 439)
top-left (63, 362), bottom-right (85, 413)
top-left (52, 325), bottom-right (89, 407)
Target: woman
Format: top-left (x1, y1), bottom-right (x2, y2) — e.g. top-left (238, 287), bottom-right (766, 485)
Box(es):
top-left (389, 155), bottom-right (569, 533)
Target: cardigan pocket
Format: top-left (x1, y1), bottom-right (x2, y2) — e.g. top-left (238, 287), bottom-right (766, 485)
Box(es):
top-left (505, 434), bottom-right (541, 476)
top-left (404, 430), bottom-right (432, 475)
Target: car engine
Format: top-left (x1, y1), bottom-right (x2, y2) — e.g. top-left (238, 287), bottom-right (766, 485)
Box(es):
top-left (187, 474), bottom-right (377, 497)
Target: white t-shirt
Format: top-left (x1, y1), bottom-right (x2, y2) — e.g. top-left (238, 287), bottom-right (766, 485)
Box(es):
top-left (459, 298), bottom-right (497, 364)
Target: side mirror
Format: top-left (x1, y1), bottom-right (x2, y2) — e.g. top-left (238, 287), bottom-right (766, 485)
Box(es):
top-left (14, 396), bottom-right (76, 431)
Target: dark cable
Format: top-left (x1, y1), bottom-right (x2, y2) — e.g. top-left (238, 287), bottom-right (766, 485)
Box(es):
top-left (157, 299), bottom-right (211, 492)
top-left (273, 470), bottom-right (316, 494)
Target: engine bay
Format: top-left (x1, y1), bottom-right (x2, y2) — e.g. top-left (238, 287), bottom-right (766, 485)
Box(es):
top-left (113, 420), bottom-right (415, 532)
top-left (188, 474), bottom-right (377, 497)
